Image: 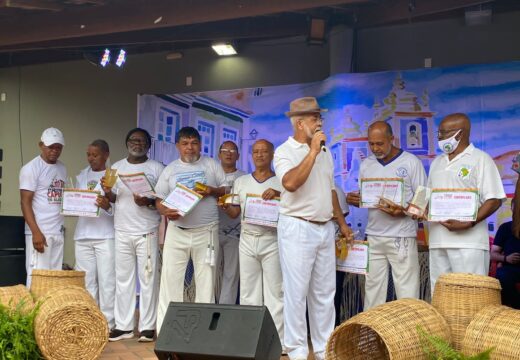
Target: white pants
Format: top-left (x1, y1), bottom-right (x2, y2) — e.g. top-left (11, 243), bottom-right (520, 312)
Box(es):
top-left (240, 229), bottom-right (284, 347)
top-left (364, 235), bottom-right (420, 310)
top-left (217, 233), bottom-right (239, 304)
top-left (277, 214), bottom-right (335, 360)
top-left (75, 238), bottom-right (116, 329)
top-left (114, 229), bottom-right (159, 332)
top-left (429, 248), bottom-right (490, 292)
top-left (25, 233), bottom-right (64, 288)
top-left (157, 223), bottom-right (219, 334)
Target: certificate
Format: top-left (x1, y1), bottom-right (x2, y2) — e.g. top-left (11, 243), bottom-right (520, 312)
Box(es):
top-left (360, 178), bottom-right (404, 208)
top-left (61, 189), bottom-right (100, 217)
top-left (243, 194), bottom-right (280, 228)
top-left (428, 188), bottom-right (479, 222)
top-left (161, 183), bottom-right (203, 216)
top-left (336, 241), bottom-right (369, 275)
top-left (118, 172), bottom-right (156, 197)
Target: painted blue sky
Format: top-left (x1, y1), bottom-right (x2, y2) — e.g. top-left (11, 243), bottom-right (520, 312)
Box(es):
top-left (248, 61), bottom-right (520, 155)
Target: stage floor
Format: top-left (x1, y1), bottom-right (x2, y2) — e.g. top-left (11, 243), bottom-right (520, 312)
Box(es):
top-left (100, 337), bottom-right (302, 359)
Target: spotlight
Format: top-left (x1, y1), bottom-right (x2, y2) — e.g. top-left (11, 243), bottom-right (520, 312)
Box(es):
top-left (115, 49), bottom-right (126, 67)
top-left (100, 49), bottom-right (110, 67)
top-left (211, 43), bottom-right (237, 56)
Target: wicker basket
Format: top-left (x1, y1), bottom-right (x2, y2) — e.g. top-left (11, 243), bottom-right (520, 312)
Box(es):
top-left (431, 273), bottom-right (501, 351)
top-left (326, 298), bottom-right (450, 359)
top-left (462, 305), bottom-right (520, 359)
top-left (30, 269), bottom-right (85, 299)
top-left (0, 284), bottom-right (34, 313)
top-left (34, 286), bottom-right (108, 360)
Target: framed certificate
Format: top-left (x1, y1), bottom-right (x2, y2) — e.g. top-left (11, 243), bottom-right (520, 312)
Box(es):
top-left (243, 194), bottom-right (280, 228)
top-left (61, 189), bottom-right (101, 217)
top-left (161, 183), bottom-right (203, 216)
top-left (336, 241), bottom-right (369, 275)
top-left (428, 188), bottom-right (479, 222)
top-left (118, 172), bottom-right (156, 197)
top-left (360, 178), bottom-right (404, 208)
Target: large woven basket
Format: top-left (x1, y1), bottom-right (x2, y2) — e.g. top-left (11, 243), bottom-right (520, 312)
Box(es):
top-left (34, 286), bottom-right (108, 360)
top-left (432, 273), bottom-right (501, 351)
top-left (326, 298), bottom-right (450, 359)
top-left (0, 284), bottom-right (34, 313)
top-left (30, 269), bottom-right (85, 299)
top-left (462, 305), bottom-right (520, 359)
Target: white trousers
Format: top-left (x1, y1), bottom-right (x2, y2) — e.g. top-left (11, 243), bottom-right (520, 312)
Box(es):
top-left (240, 229), bottom-right (284, 347)
top-left (429, 248), bottom-right (490, 292)
top-left (217, 233), bottom-right (239, 304)
top-left (75, 238), bottom-right (116, 329)
top-left (157, 223), bottom-right (219, 334)
top-left (25, 233), bottom-right (64, 288)
top-left (364, 235), bottom-right (420, 310)
top-left (114, 229), bottom-right (159, 332)
top-left (277, 214), bottom-right (335, 360)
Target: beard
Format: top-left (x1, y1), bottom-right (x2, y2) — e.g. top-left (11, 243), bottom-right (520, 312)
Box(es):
top-left (183, 154), bottom-right (200, 163)
top-left (128, 148), bottom-right (148, 157)
top-left (303, 124), bottom-right (317, 139)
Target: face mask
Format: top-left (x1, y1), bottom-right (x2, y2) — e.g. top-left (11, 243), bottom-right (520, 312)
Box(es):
top-left (438, 129), bottom-right (461, 154)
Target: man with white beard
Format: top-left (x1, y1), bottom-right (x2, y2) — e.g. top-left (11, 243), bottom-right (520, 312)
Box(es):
top-left (155, 127), bottom-right (227, 333)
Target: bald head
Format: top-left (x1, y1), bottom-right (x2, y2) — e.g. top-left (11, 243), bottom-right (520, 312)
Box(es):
top-left (368, 121), bottom-right (393, 138)
top-left (252, 139), bottom-right (274, 152)
top-left (440, 113), bottom-right (471, 132)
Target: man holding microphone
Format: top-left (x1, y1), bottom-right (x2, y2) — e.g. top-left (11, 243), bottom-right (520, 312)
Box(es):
top-left (274, 97), bottom-right (353, 360)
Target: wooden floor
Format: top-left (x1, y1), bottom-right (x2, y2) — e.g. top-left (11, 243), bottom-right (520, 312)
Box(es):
top-left (99, 337), bottom-right (307, 359)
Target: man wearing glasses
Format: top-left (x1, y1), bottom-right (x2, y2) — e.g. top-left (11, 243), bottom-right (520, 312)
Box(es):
top-left (274, 97), bottom-right (353, 360)
top-left (216, 141), bottom-right (245, 304)
top-left (427, 113), bottom-right (505, 290)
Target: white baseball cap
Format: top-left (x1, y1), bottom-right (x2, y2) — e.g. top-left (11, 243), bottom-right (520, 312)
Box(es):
top-left (41, 127), bottom-right (65, 146)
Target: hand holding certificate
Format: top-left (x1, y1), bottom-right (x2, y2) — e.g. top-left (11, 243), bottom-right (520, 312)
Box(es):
top-left (243, 194), bottom-right (280, 227)
top-left (428, 188), bottom-right (479, 222)
top-left (118, 172), bottom-right (156, 197)
top-left (161, 183), bottom-right (203, 216)
top-left (336, 241), bottom-right (369, 275)
top-left (61, 189), bottom-right (101, 217)
top-left (360, 178), bottom-right (404, 208)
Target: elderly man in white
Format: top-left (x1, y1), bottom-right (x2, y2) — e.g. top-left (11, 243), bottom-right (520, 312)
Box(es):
top-left (274, 97), bottom-right (353, 360)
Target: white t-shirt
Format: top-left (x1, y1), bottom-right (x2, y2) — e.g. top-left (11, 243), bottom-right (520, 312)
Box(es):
top-left (232, 174), bottom-right (282, 234)
top-left (359, 150), bottom-right (427, 237)
top-left (19, 156), bottom-right (67, 235)
top-left (112, 158), bottom-right (164, 235)
top-left (427, 144), bottom-right (506, 250)
top-left (155, 156), bottom-right (227, 228)
top-left (219, 169), bottom-right (247, 238)
top-left (73, 166), bottom-right (115, 241)
top-left (274, 136), bottom-right (335, 222)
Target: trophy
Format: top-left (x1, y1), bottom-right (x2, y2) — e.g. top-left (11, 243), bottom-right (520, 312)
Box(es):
top-left (194, 182), bottom-right (208, 192)
top-left (104, 167), bottom-right (118, 188)
top-left (405, 185), bottom-right (431, 218)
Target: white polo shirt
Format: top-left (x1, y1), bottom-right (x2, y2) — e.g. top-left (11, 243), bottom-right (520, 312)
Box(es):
top-left (274, 136), bottom-right (335, 222)
top-left (360, 150), bottom-right (427, 238)
top-left (232, 173), bottom-right (282, 234)
top-left (427, 144), bottom-right (506, 250)
top-left (155, 156), bottom-right (227, 228)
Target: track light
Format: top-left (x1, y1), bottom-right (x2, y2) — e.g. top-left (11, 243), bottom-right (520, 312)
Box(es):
top-left (115, 49), bottom-right (126, 67)
top-left (100, 49), bottom-right (110, 67)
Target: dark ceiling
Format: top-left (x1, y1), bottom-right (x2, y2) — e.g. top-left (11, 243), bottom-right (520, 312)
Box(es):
top-left (0, 0), bottom-right (518, 67)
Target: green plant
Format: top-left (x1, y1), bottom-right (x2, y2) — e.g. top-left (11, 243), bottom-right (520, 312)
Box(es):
top-left (0, 300), bottom-right (42, 360)
top-left (417, 326), bottom-right (493, 360)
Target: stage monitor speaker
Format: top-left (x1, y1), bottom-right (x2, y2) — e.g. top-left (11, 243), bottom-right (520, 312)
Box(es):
top-left (155, 303), bottom-right (281, 360)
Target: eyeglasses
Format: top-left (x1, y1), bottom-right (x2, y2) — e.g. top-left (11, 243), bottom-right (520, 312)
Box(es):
top-left (436, 128), bottom-right (462, 138)
top-left (220, 149), bottom-right (237, 154)
top-left (127, 138), bottom-right (147, 145)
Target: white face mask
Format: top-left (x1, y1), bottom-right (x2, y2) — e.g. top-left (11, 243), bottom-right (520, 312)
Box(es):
top-left (438, 129), bottom-right (462, 154)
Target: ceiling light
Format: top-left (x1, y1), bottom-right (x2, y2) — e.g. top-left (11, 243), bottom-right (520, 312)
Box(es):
top-left (115, 49), bottom-right (126, 67)
top-left (100, 49), bottom-right (110, 67)
top-left (212, 43), bottom-right (237, 56)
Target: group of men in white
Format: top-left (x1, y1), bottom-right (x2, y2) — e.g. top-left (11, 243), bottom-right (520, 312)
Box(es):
top-left (19, 96), bottom-right (506, 360)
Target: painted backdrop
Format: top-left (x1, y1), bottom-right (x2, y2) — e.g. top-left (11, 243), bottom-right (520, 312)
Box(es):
top-left (138, 61), bottom-right (520, 240)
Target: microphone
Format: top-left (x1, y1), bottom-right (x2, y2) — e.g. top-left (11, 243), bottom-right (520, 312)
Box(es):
top-left (320, 140), bottom-right (326, 152)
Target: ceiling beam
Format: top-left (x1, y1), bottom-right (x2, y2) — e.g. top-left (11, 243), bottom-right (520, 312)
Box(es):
top-left (355, 0), bottom-right (495, 28)
top-left (0, 0), bottom-right (64, 11)
top-left (0, 0), bottom-right (368, 47)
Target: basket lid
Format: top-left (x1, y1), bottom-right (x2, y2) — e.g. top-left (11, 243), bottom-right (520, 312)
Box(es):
top-left (436, 273), bottom-right (501, 290)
